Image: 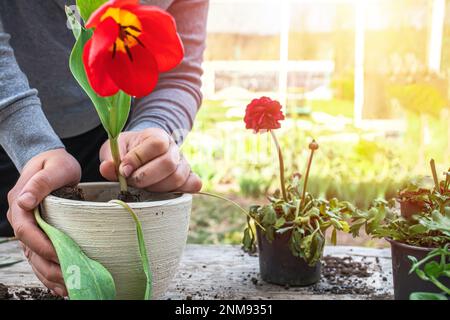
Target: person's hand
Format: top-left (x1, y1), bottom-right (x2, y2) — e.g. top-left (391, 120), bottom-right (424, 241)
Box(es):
top-left (99, 128), bottom-right (202, 193)
top-left (7, 149), bottom-right (81, 297)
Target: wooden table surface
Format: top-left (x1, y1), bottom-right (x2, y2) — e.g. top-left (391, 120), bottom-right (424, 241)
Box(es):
top-left (0, 240), bottom-right (394, 300)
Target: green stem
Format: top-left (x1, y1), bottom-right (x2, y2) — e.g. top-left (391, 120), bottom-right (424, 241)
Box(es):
top-left (270, 130), bottom-right (287, 202)
top-left (110, 136), bottom-right (128, 193)
top-left (196, 191), bottom-right (265, 231)
top-left (430, 276), bottom-right (450, 295)
top-left (300, 148), bottom-right (316, 210)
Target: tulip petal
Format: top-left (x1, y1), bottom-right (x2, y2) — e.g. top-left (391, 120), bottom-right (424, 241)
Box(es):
top-left (86, 0), bottom-right (139, 29)
top-left (83, 39), bottom-right (119, 97)
top-left (132, 6), bottom-right (184, 72)
top-left (105, 45), bottom-right (159, 97)
top-left (88, 17), bottom-right (118, 63)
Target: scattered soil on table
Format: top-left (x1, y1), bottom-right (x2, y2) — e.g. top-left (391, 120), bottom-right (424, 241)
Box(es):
top-left (322, 256), bottom-right (372, 278)
top-left (310, 255), bottom-right (375, 295)
top-left (0, 284), bottom-right (64, 300)
top-left (0, 283), bottom-right (11, 300)
top-left (52, 186), bottom-right (141, 203)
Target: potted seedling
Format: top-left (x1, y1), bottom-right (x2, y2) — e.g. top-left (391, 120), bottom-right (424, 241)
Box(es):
top-left (351, 160), bottom-right (450, 300)
top-left (241, 97), bottom-right (355, 286)
top-left (34, 0), bottom-right (190, 300)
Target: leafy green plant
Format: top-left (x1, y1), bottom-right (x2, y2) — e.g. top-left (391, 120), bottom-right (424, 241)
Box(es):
top-left (351, 161), bottom-right (450, 247)
top-left (408, 244), bottom-right (449, 300)
top-left (243, 141), bottom-right (356, 266)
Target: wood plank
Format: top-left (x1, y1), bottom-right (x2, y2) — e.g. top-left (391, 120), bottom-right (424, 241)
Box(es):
top-left (0, 241), bottom-right (393, 300)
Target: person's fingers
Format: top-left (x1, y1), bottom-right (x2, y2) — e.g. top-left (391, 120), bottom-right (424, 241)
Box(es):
top-left (9, 203), bottom-right (58, 263)
top-left (30, 264), bottom-right (67, 297)
top-left (98, 135), bottom-right (127, 163)
top-left (177, 172), bottom-right (203, 193)
top-left (119, 130), bottom-right (171, 178)
top-left (99, 160), bottom-right (118, 181)
top-left (16, 160), bottom-right (80, 211)
top-left (128, 143), bottom-right (180, 188)
top-left (23, 245), bottom-right (64, 285)
top-left (145, 157), bottom-right (191, 192)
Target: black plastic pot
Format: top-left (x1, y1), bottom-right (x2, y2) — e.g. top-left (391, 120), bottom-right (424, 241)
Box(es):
top-left (388, 238), bottom-right (450, 300)
top-left (256, 227), bottom-right (321, 286)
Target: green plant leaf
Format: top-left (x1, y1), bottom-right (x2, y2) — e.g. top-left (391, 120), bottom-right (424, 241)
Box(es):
top-left (108, 91), bottom-right (131, 139)
top-left (68, 26), bottom-right (113, 134)
top-left (110, 200), bottom-right (152, 300)
top-left (34, 208), bottom-right (116, 300)
top-left (410, 292), bottom-right (448, 300)
top-left (261, 206), bottom-right (277, 226)
top-left (76, 0), bottom-right (108, 22)
top-left (274, 217), bottom-right (286, 229)
top-left (331, 228), bottom-right (337, 245)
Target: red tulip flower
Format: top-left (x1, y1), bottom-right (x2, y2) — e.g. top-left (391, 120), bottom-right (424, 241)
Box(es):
top-left (244, 97), bottom-right (285, 133)
top-left (83, 0), bottom-right (184, 97)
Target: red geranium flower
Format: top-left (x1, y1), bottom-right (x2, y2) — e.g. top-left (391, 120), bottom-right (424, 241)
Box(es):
top-left (244, 97), bottom-right (285, 132)
top-left (83, 0), bottom-right (184, 97)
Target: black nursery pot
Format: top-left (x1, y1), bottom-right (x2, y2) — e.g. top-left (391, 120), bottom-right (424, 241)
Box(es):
top-left (388, 238), bottom-right (450, 300)
top-left (256, 227), bottom-right (321, 286)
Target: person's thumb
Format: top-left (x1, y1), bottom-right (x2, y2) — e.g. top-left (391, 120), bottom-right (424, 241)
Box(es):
top-left (17, 161), bottom-right (80, 211)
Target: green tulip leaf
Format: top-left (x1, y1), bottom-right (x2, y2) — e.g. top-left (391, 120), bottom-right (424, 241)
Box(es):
top-left (110, 200), bottom-right (152, 300)
top-left (76, 0), bottom-right (108, 22)
top-left (34, 208), bottom-right (116, 300)
top-left (108, 91), bottom-right (131, 139)
top-left (68, 26), bottom-right (113, 135)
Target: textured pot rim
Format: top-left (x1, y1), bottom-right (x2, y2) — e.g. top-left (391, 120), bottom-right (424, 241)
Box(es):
top-left (385, 237), bottom-right (437, 252)
top-left (44, 182), bottom-right (192, 208)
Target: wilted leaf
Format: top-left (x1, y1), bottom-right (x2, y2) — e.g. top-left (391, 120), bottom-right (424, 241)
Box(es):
top-left (34, 209), bottom-right (116, 300)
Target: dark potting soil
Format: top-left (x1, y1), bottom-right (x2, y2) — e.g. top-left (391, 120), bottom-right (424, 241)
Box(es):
top-left (52, 186), bottom-right (86, 201)
top-left (313, 256), bottom-right (375, 295)
top-left (117, 191), bottom-right (141, 203)
top-left (52, 186), bottom-right (141, 203)
top-left (0, 283), bottom-right (64, 300)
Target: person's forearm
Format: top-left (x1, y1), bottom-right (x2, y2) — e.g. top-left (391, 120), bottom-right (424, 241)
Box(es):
top-left (126, 83), bottom-right (201, 136)
top-left (125, 0), bottom-right (209, 143)
top-left (0, 103), bottom-right (64, 171)
top-left (0, 22), bottom-right (64, 171)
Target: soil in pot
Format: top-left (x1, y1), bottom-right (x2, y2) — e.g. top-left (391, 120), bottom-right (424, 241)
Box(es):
top-left (256, 228), bottom-right (321, 286)
top-left (388, 239), bottom-right (450, 300)
top-left (52, 186), bottom-right (141, 203)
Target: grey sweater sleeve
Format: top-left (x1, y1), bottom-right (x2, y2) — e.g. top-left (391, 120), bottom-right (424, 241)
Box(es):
top-left (125, 0), bottom-right (209, 143)
top-left (0, 20), bottom-right (64, 171)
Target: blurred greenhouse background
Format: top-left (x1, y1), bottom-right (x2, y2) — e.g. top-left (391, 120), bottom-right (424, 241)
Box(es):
top-left (183, 0), bottom-right (450, 247)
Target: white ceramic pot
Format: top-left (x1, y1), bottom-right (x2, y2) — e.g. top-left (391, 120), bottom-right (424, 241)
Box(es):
top-left (40, 182), bottom-right (192, 300)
